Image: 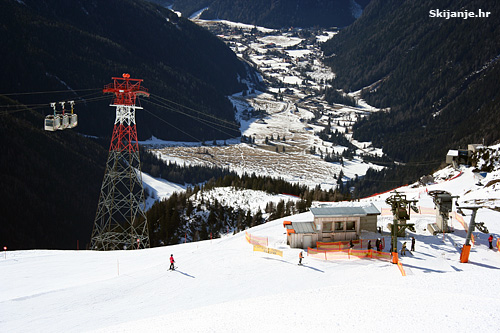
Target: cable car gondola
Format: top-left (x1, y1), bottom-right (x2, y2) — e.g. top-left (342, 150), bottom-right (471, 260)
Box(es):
top-left (68, 101), bottom-right (78, 128)
top-left (44, 100), bottom-right (77, 131)
top-left (44, 114), bottom-right (61, 131)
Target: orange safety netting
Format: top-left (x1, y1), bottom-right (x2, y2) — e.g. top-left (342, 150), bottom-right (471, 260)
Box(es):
top-left (317, 238), bottom-right (385, 251)
top-left (307, 247), bottom-right (391, 261)
top-left (245, 231), bottom-right (268, 247)
top-left (453, 213), bottom-right (475, 245)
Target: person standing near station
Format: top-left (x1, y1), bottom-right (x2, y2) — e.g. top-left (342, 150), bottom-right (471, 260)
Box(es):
top-left (169, 254), bottom-right (175, 270)
top-left (489, 235), bottom-right (494, 249)
top-left (400, 242), bottom-right (407, 256)
top-left (299, 251), bottom-right (304, 265)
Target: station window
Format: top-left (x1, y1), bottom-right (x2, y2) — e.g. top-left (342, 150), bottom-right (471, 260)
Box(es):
top-left (335, 222), bottom-right (344, 231)
top-left (323, 222), bottom-right (332, 232)
top-left (346, 221), bottom-right (355, 231)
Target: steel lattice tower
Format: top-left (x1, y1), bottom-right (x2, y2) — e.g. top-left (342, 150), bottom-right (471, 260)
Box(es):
top-left (91, 74), bottom-right (150, 250)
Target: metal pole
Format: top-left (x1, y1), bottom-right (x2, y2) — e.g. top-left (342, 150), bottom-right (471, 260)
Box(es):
top-left (464, 209), bottom-right (477, 247)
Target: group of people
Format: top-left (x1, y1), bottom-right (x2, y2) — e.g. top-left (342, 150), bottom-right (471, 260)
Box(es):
top-left (366, 238), bottom-right (385, 252)
top-left (400, 237), bottom-right (416, 256)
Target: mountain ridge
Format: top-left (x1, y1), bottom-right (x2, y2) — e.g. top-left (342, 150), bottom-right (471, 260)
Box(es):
top-left (168, 0), bottom-right (371, 28)
top-left (321, 0), bottom-right (500, 166)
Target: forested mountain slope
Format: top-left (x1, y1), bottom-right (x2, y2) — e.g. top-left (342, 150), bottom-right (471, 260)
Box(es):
top-left (170, 0), bottom-right (371, 28)
top-left (322, 0), bottom-right (500, 166)
top-left (1, 0), bottom-right (249, 141)
top-left (0, 0), bottom-right (254, 250)
top-left (0, 98), bottom-right (107, 250)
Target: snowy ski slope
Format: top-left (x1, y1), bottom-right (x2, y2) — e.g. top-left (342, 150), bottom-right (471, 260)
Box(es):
top-left (1, 165), bottom-right (500, 332)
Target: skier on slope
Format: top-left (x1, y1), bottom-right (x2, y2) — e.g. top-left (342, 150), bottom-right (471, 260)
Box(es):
top-left (299, 251), bottom-right (304, 265)
top-left (489, 235), bottom-right (494, 249)
top-left (169, 254), bottom-right (175, 270)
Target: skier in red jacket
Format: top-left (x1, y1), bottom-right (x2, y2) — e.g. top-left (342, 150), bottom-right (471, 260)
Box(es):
top-left (489, 235), bottom-right (494, 249)
top-left (169, 254), bottom-right (175, 270)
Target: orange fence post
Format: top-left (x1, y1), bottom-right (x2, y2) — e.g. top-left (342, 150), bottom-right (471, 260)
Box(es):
top-left (392, 252), bottom-right (398, 264)
top-left (460, 244), bottom-right (471, 263)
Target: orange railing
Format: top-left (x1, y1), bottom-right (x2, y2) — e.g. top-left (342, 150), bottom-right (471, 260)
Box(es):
top-left (317, 238), bottom-right (385, 251)
top-left (453, 213), bottom-right (475, 245)
top-left (245, 231), bottom-right (268, 247)
top-left (307, 247), bottom-right (391, 261)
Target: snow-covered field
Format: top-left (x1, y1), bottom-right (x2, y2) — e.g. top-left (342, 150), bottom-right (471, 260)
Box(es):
top-left (2, 165), bottom-right (500, 332)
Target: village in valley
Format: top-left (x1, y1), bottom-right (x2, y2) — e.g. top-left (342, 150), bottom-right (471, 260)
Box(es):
top-left (145, 19), bottom-right (387, 191)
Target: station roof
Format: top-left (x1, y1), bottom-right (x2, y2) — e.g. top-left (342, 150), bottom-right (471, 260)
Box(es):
top-left (285, 222), bottom-right (316, 234)
top-left (310, 203), bottom-right (380, 217)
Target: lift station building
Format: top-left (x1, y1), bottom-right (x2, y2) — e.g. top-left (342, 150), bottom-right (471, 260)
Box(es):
top-left (284, 203), bottom-right (381, 249)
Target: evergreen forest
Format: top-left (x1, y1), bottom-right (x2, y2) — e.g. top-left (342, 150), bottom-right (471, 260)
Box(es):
top-left (321, 0), bottom-right (500, 174)
top-left (0, 0), bottom-right (251, 142)
top-left (169, 0), bottom-right (371, 28)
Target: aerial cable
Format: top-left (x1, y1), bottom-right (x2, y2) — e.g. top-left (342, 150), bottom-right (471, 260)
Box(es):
top-left (362, 159), bottom-right (443, 167)
top-left (149, 93), bottom-right (239, 128)
top-left (143, 99), bottom-right (240, 135)
top-left (143, 108), bottom-right (202, 142)
top-left (0, 87), bottom-right (101, 97)
top-left (147, 95), bottom-right (237, 129)
top-left (143, 102), bottom-right (239, 139)
top-left (0, 95), bottom-right (110, 117)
